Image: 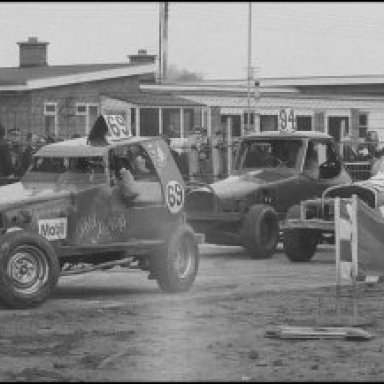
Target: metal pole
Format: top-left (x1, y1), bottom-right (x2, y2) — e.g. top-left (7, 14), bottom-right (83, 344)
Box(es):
top-left (162, 2), bottom-right (169, 82)
top-left (158, 2), bottom-right (163, 84)
top-left (246, 2), bottom-right (252, 135)
top-left (334, 197), bottom-right (341, 322)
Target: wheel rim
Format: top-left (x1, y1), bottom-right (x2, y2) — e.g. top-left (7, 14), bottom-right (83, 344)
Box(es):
top-left (173, 236), bottom-right (195, 280)
top-left (6, 245), bottom-right (50, 295)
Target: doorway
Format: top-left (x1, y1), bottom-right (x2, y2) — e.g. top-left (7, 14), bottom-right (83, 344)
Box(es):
top-left (328, 116), bottom-right (349, 154)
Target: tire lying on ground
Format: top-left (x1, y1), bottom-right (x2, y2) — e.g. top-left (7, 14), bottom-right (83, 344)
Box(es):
top-left (283, 229), bottom-right (318, 262)
top-left (0, 230), bottom-right (60, 309)
top-left (150, 224), bottom-right (199, 292)
top-left (240, 204), bottom-right (279, 259)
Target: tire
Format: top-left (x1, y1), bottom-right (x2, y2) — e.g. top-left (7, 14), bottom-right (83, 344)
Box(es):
top-left (283, 229), bottom-right (318, 262)
top-left (240, 204), bottom-right (279, 259)
top-left (0, 231), bottom-right (60, 309)
top-left (151, 224), bottom-right (199, 292)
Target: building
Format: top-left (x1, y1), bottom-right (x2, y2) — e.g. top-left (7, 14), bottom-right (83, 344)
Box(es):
top-left (0, 37), bottom-right (161, 139)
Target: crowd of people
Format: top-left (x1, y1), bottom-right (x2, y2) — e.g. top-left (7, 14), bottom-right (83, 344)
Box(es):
top-left (0, 123), bottom-right (61, 182)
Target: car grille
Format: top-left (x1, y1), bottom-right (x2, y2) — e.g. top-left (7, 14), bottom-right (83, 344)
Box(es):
top-left (185, 190), bottom-right (215, 212)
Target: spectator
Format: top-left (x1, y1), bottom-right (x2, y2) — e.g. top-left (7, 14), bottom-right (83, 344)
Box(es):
top-left (0, 124), bottom-right (14, 179)
top-left (21, 132), bottom-right (34, 175)
top-left (303, 142), bottom-right (319, 179)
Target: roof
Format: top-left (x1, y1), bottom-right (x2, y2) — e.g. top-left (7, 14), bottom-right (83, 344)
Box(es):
top-left (176, 94), bottom-right (384, 114)
top-left (243, 130), bottom-right (332, 140)
top-left (103, 92), bottom-right (205, 107)
top-left (0, 62), bottom-right (155, 91)
top-left (36, 136), bottom-right (154, 157)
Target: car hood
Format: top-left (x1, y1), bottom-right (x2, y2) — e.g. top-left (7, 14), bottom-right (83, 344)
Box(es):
top-left (0, 181), bottom-right (75, 211)
top-left (209, 168), bottom-right (297, 199)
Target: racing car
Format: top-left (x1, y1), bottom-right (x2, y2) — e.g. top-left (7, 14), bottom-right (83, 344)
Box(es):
top-left (282, 170), bottom-right (384, 262)
top-left (186, 130), bottom-right (351, 259)
top-left (0, 115), bottom-right (199, 309)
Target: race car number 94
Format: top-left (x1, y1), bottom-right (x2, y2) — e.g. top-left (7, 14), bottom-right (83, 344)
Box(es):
top-left (166, 181), bottom-right (184, 213)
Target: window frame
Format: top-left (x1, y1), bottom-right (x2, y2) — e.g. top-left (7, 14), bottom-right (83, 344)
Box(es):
top-left (43, 102), bottom-right (58, 136)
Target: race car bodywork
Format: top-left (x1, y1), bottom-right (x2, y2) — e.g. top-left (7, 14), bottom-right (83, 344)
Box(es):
top-left (282, 171), bottom-right (384, 262)
top-left (0, 119), bottom-right (199, 309)
top-left (186, 130), bottom-right (351, 259)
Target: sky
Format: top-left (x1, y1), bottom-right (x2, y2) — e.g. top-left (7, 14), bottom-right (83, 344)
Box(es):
top-left (2, 1), bottom-right (384, 79)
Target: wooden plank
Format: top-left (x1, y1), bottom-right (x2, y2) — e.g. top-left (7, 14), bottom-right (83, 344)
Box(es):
top-left (265, 326), bottom-right (372, 340)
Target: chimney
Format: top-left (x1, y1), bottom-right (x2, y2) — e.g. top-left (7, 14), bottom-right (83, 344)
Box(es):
top-left (17, 37), bottom-right (49, 67)
top-left (128, 49), bottom-right (156, 65)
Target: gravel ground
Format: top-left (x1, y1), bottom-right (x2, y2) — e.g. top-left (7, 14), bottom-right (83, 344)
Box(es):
top-left (0, 244), bottom-right (382, 382)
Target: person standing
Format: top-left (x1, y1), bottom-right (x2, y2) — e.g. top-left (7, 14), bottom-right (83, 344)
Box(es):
top-left (0, 124), bottom-right (14, 180)
top-left (20, 132), bottom-right (34, 175)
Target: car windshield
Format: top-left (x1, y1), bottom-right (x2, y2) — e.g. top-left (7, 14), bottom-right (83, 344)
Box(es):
top-left (22, 156), bottom-right (107, 186)
top-left (236, 139), bottom-right (303, 170)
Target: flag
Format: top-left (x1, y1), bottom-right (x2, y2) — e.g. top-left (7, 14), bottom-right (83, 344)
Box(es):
top-left (335, 198), bottom-right (355, 280)
top-left (356, 197), bottom-right (384, 277)
top-left (335, 195), bottom-right (384, 281)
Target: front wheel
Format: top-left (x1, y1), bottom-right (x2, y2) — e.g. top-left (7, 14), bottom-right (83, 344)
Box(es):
top-left (283, 229), bottom-right (318, 262)
top-left (0, 231), bottom-right (60, 309)
top-left (240, 204), bottom-right (279, 259)
top-left (150, 224), bottom-right (199, 292)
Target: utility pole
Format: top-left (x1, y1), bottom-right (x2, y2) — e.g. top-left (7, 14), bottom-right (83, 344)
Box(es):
top-left (246, 2), bottom-right (253, 135)
top-left (158, 3), bottom-right (163, 83)
top-left (159, 2), bottom-right (169, 84)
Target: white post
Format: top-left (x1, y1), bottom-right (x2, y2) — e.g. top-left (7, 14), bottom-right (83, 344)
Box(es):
top-left (207, 108), bottom-right (212, 137)
top-left (351, 194), bottom-right (359, 325)
top-left (334, 197), bottom-right (341, 321)
top-left (180, 108), bottom-right (184, 138)
top-left (159, 108), bottom-right (163, 135)
top-left (136, 107), bottom-right (140, 136)
top-left (226, 117), bottom-right (232, 175)
top-left (240, 113), bottom-right (244, 137)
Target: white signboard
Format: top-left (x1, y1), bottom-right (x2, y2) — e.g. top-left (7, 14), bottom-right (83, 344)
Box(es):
top-left (38, 218), bottom-right (67, 241)
top-left (166, 180), bottom-right (184, 214)
top-left (279, 108), bottom-right (295, 132)
top-left (103, 114), bottom-right (132, 140)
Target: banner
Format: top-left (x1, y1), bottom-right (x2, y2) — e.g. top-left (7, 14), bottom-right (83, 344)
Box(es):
top-left (335, 195), bottom-right (384, 281)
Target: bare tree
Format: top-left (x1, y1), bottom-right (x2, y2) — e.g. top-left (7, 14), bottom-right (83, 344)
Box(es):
top-left (166, 64), bottom-right (204, 82)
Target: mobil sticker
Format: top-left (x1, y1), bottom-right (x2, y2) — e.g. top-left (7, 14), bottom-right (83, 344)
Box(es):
top-left (38, 218), bottom-right (68, 241)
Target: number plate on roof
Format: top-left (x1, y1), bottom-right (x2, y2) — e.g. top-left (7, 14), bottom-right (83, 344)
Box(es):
top-left (103, 114), bottom-right (132, 141)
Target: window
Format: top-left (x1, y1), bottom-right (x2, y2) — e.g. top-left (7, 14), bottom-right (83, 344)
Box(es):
top-left (162, 108), bottom-right (181, 138)
top-left (359, 113), bottom-right (368, 138)
top-left (109, 143), bottom-right (163, 205)
top-left (260, 115), bottom-right (278, 131)
top-left (75, 103), bottom-right (99, 135)
top-left (44, 102), bottom-right (57, 136)
top-left (76, 104), bottom-right (87, 115)
top-left (296, 116), bottom-right (312, 131)
top-left (304, 140), bottom-right (341, 179)
top-left (183, 109), bottom-right (194, 134)
top-left (236, 139), bottom-right (303, 170)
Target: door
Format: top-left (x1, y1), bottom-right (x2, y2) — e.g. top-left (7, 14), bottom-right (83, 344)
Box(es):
top-left (328, 116), bottom-right (349, 154)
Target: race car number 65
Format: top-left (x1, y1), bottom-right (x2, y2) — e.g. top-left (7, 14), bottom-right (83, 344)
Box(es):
top-left (166, 181), bottom-right (184, 213)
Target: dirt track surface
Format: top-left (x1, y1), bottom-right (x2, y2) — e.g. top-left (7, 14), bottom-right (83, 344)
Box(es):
top-left (0, 244), bottom-right (384, 382)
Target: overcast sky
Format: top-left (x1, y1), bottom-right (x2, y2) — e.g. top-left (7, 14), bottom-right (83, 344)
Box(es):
top-left (1, 2), bottom-right (384, 79)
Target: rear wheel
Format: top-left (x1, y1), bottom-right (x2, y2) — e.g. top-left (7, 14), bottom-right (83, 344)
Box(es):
top-left (240, 204), bottom-right (279, 259)
top-left (283, 229), bottom-right (318, 262)
top-left (151, 224), bottom-right (199, 292)
top-left (0, 231), bottom-right (60, 309)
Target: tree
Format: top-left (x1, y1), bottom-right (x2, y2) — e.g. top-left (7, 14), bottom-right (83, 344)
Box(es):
top-left (165, 64), bottom-right (204, 82)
